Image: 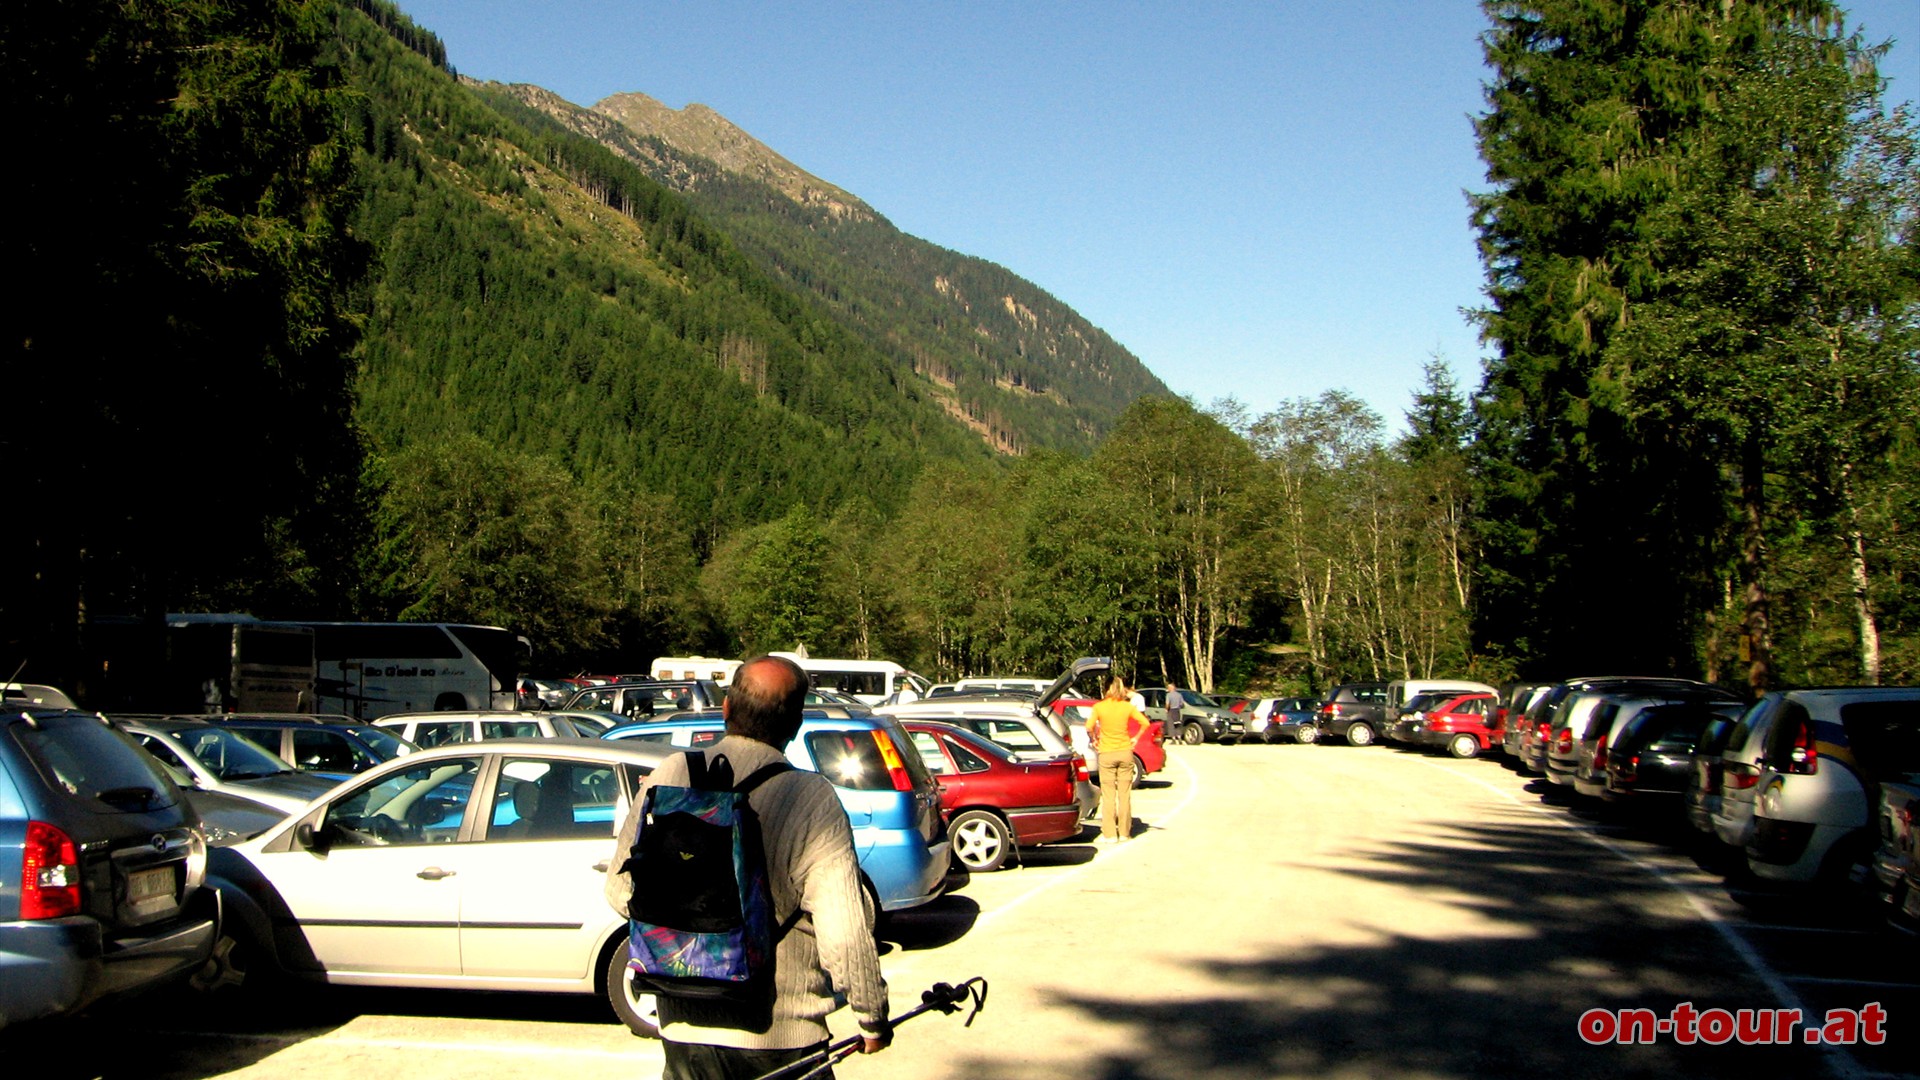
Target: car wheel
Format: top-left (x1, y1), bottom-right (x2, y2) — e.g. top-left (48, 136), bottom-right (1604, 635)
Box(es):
top-left (604, 941), bottom-right (660, 1038)
top-left (1448, 734), bottom-right (1480, 759)
top-left (1131, 755), bottom-right (1146, 788)
top-left (950, 809), bottom-right (1013, 872)
top-left (1180, 722), bottom-right (1205, 746)
top-left (1346, 723), bottom-right (1375, 747)
top-left (1294, 725), bottom-right (1318, 745)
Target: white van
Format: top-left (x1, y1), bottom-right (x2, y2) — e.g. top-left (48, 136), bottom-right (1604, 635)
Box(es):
top-left (1384, 679), bottom-right (1499, 724)
top-left (648, 656), bottom-right (742, 684)
top-left (771, 654), bottom-right (931, 707)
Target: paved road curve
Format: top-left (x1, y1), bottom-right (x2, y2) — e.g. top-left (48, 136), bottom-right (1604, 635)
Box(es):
top-left (27, 742), bottom-right (1915, 1079)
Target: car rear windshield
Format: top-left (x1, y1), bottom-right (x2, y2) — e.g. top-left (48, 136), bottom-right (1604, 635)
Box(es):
top-left (1840, 698), bottom-right (1920, 780)
top-left (11, 713), bottom-right (180, 813)
top-left (805, 726), bottom-right (933, 791)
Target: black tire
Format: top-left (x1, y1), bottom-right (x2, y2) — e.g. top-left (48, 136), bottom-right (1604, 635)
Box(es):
top-left (1346, 722), bottom-right (1376, 747)
top-left (1294, 724), bottom-right (1319, 745)
top-left (1180, 722), bottom-right (1205, 746)
top-left (1131, 755), bottom-right (1146, 788)
top-left (604, 940), bottom-right (660, 1038)
top-left (949, 809), bottom-right (1012, 872)
top-left (1448, 733), bottom-right (1480, 759)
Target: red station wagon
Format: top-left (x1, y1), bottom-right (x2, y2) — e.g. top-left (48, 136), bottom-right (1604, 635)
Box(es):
top-left (902, 720), bottom-right (1085, 872)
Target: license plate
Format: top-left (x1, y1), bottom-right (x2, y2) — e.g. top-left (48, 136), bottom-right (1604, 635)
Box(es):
top-left (127, 866), bottom-right (177, 915)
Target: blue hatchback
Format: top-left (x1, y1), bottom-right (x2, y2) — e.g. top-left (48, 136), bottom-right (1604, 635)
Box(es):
top-left (603, 709), bottom-right (949, 912)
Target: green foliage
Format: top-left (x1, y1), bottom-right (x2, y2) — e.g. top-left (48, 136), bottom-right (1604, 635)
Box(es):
top-left (1467, 0), bottom-right (1843, 678)
top-left (700, 504), bottom-right (832, 655)
top-left (3, 0), bottom-right (366, 684)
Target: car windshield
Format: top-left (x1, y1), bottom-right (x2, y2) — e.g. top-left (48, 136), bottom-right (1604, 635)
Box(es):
top-left (1402, 694), bottom-right (1447, 713)
top-left (1178, 690), bottom-right (1223, 708)
top-left (161, 724), bottom-right (295, 780)
top-left (350, 724), bottom-right (417, 758)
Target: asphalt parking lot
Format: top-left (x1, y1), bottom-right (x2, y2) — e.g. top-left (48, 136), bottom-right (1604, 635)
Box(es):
top-left (29, 741), bottom-right (1917, 1080)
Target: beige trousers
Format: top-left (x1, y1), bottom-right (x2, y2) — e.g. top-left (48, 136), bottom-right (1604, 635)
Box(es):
top-left (1098, 754), bottom-right (1134, 840)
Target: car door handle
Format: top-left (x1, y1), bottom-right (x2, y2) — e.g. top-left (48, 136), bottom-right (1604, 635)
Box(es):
top-left (592, 860), bottom-right (610, 873)
top-left (416, 867), bottom-right (457, 880)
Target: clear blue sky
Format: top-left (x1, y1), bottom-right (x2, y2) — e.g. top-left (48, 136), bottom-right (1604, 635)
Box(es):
top-left (398, 1), bottom-right (1917, 428)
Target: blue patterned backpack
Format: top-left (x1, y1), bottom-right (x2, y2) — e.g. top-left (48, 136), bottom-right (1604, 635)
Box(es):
top-left (621, 752), bottom-right (793, 1000)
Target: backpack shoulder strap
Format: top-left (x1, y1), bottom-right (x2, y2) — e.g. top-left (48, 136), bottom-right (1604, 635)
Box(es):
top-left (734, 760), bottom-right (794, 795)
top-left (682, 750), bottom-right (710, 789)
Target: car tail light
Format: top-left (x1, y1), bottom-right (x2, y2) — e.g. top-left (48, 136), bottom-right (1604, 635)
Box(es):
top-left (1592, 735), bottom-right (1609, 771)
top-left (21, 821), bottom-right (82, 920)
top-left (1725, 762), bottom-right (1761, 790)
top-left (1534, 720), bottom-right (1552, 740)
top-left (869, 730), bottom-right (915, 792)
top-left (1555, 728), bottom-right (1573, 753)
top-left (1700, 762), bottom-right (1722, 794)
top-left (1616, 753), bottom-right (1638, 784)
top-left (1782, 717), bottom-right (1818, 775)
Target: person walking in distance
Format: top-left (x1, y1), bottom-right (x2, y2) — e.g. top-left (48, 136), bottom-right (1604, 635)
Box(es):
top-left (1087, 677), bottom-right (1151, 842)
top-left (1164, 682), bottom-right (1185, 745)
top-left (605, 655), bottom-right (890, 1079)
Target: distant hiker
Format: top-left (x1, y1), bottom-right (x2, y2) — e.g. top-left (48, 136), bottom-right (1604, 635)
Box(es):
top-left (1087, 677), bottom-right (1151, 842)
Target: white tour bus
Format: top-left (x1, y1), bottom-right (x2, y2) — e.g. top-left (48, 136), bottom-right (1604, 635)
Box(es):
top-left (304, 621), bottom-right (529, 718)
top-left (649, 656), bottom-right (743, 684)
top-left (770, 653), bottom-right (931, 707)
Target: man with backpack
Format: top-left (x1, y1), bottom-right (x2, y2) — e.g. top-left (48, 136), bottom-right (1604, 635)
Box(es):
top-left (605, 654), bottom-right (890, 1079)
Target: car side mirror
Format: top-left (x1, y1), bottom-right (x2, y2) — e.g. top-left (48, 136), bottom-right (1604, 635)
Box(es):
top-left (294, 820), bottom-right (330, 853)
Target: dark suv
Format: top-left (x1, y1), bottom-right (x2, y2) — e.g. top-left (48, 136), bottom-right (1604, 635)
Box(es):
top-left (1314, 683), bottom-right (1389, 746)
top-left (1, 708), bottom-right (219, 1029)
top-left (559, 679), bottom-right (724, 721)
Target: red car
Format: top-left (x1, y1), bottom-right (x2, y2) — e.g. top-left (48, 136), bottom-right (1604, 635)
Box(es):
top-left (901, 720), bottom-right (1084, 872)
top-left (1392, 692), bottom-right (1500, 759)
top-left (1050, 698), bottom-right (1167, 785)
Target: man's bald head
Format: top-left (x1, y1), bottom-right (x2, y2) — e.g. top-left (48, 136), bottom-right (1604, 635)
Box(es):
top-left (724, 654), bottom-right (809, 746)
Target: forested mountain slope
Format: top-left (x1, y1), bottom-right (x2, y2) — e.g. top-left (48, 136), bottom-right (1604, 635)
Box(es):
top-left (484, 84), bottom-right (1168, 454)
top-left (342, 3), bottom-right (1139, 544)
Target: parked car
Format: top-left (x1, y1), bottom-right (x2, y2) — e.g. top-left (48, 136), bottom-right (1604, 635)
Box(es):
top-left (1251, 698), bottom-right (1320, 744)
top-left (559, 679), bottom-right (725, 721)
top-left (1382, 679), bottom-right (1498, 735)
top-left (900, 720), bottom-right (1083, 871)
top-left (515, 677), bottom-right (574, 710)
top-left (1530, 677), bottom-right (1737, 781)
top-left (373, 710), bottom-right (603, 748)
top-left (0, 708), bottom-right (219, 1030)
top-left (949, 677), bottom-right (1051, 695)
top-left (1394, 692), bottom-right (1500, 758)
top-left (601, 710), bottom-right (949, 914)
top-left (1685, 715), bottom-right (1742, 837)
top-left (1139, 686), bottom-right (1245, 745)
top-left (1869, 778), bottom-right (1920, 927)
top-left (0, 683), bottom-right (78, 709)
top-left (112, 716), bottom-right (340, 815)
top-left (1314, 683), bottom-right (1389, 746)
top-left (1490, 682), bottom-right (1551, 757)
top-left (1601, 701), bottom-right (1746, 812)
top-left (201, 738), bottom-right (673, 1035)
top-left (1572, 695), bottom-right (1745, 799)
top-left (207, 714), bottom-right (410, 777)
top-left (1747, 687), bottom-right (1920, 885)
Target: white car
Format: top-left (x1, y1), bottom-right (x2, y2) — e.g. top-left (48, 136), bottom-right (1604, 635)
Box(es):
top-left (1747, 687), bottom-right (1920, 883)
top-left (202, 739), bottom-right (671, 1034)
top-left (373, 709), bottom-right (602, 747)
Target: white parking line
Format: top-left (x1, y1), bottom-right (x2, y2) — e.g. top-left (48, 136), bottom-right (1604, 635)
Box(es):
top-left (1420, 758), bottom-right (1868, 1080)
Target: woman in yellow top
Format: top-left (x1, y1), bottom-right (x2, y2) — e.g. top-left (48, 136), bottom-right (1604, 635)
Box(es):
top-left (1087, 677), bottom-right (1151, 843)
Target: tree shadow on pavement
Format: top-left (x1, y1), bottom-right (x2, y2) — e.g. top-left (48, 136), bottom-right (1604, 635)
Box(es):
top-left (947, 819), bottom-right (1860, 1080)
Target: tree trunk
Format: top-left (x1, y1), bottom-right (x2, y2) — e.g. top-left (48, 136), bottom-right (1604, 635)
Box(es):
top-left (1839, 461), bottom-right (1881, 684)
top-left (1738, 433), bottom-right (1772, 693)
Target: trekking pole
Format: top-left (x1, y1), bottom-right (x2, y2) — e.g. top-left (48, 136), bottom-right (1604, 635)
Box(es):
top-left (749, 977), bottom-right (989, 1080)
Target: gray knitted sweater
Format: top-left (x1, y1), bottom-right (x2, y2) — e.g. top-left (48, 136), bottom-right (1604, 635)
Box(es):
top-left (604, 735), bottom-right (890, 1048)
